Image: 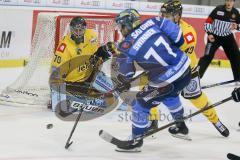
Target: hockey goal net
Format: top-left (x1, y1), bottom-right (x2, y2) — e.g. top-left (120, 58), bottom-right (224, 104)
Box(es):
top-left (0, 12), bottom-right (117, 107)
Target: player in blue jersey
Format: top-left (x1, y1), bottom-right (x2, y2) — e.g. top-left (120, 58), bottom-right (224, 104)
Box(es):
top-left (114, 9), bottom-right (191, 152)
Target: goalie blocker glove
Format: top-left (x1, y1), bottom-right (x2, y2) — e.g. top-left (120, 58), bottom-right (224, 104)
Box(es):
top-left (232, 87), bottom-right (240, 102)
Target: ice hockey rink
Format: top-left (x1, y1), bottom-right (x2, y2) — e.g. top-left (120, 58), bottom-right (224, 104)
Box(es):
top-left (0, 67), bottom-right (239, 160)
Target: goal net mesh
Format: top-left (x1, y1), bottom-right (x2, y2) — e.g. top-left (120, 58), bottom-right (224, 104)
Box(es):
top-left (0, 12), bottom-right (116, 106)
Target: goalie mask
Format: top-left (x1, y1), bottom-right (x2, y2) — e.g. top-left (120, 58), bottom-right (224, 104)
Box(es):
top-left (160, 0), bottom-right (183, 24)
top-left (115, 9), bottom-right (141, 37)
top-left (70, 16), bottom-right (86, 45)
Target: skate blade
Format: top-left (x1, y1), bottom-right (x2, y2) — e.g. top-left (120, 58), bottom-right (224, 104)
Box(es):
top-left (115, 147), bottom-right (141, 153)
top-left (171, 134), bottom-right (192, 141)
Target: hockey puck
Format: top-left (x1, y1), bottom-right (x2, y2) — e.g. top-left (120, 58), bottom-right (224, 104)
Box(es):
top-left (46, 124), bottom-right (53, 129)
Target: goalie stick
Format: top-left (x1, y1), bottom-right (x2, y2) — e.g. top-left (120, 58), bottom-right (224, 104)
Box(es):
top-left (64, 71), bottom-right (148, 149)
top-left (65, 108), bottom-right (83, 149)
top-left (201, 79), bottom-right (239, 89)
top-left (57, 71), bottom-right (148, 118)
top-left (227, 153), bottom-right (240, 160)
top-left (99, 96), bottom-right (233, 148)
top-left (57, 91), bottom-right (114, 118)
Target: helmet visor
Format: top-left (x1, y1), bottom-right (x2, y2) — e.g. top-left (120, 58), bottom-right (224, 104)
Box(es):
top-left (70, 24), bottom-right (86, 38)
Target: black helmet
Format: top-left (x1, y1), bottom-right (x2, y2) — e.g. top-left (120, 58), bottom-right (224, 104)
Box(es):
top-left (70, 16), bottom-right (87, 44)
top-left (115, 9), bottom-right (141, 37)
top-left (161, 0), bottom-right (183, 17)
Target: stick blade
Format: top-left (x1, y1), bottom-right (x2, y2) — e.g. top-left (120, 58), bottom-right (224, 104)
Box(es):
top-left (227, 153), bottom-right (240, 160)
top-left (65, 141), bottom-right (73, 149)
top-left (99, 130), bottom-right (114, 143)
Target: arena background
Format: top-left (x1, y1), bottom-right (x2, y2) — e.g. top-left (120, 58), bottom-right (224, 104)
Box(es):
top-left (0, 0), bottom-right (240, 68)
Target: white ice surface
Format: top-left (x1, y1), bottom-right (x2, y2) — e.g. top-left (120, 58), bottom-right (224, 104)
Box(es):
top-left (0, 67), bottom-right (239, 160)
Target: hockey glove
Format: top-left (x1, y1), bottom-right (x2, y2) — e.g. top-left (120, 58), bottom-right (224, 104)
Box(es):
top-left (95, 42), bottom-right (119, 62)
top-left (115, 74), bottom-right (131, 93)
top-left (232, 87), bottom-right (240, 102)
top-left (104, 42), bottom-right (119, 55)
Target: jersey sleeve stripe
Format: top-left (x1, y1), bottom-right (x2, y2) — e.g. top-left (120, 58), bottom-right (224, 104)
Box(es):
top-left (159, 18), bottom-right (165, 29)
top-left (164, 57), bottom-right (190, 84)
top-left (175, 29), bottom-right (183, 44)
top-left (167, 105), bottom-right (183, 113)
top-left (153, 55), bottom-right (190, 85)
top-left (132, 121), bottom-right (152, 129)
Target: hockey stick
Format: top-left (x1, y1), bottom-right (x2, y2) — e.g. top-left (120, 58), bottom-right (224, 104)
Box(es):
top-left (57, 71), bottom-right (148, 118)
top-left (65, 107), bottom-right (83, 149)
top-left (63, 71), bottom-right (149, 149)
top-left (58, 107), bottom-right (78, 118)
top-left (201, 79), bottom-right (238, 89)
top-left (227, 153), bottom-right (240, 160)
top-left (99, 96), bottom-right (233, 148)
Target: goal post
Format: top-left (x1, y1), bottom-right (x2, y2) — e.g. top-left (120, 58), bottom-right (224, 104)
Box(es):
top-left (0, 12), bottom-right (117, 107)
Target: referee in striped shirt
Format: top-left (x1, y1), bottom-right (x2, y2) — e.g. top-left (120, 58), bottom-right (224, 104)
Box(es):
top-left (198, 0), bottom-right (240, 80)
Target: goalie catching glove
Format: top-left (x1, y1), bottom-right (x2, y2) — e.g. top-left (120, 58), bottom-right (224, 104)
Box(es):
top-left (95, 42), bottom-right (119, 61)
top-left (232, 87), bottom-right (240, 102)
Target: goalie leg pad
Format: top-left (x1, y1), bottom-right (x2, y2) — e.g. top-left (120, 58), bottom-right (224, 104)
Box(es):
top-left (51, 83), bottom-right (67, 112)
top-left (55, 92), bottom-right (118, 121)
top-left (91, 71), bottom-right (115, 92)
